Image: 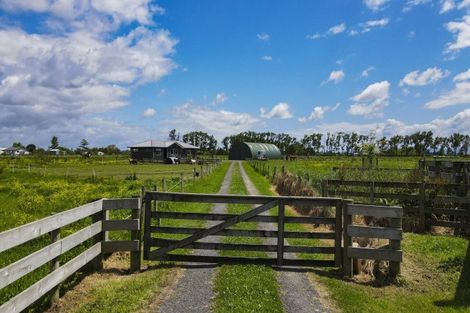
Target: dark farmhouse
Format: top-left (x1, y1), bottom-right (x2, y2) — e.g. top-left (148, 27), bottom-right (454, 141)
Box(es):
top-left (129, 140), bottom-right (199, 162)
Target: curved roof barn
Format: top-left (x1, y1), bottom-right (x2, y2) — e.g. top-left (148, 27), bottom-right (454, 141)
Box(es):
top-left (228, 142), bottom-right (282, 160)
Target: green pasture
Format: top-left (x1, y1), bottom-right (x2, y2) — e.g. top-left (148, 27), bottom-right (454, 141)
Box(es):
top-left (244, 161), bottom-right (470, 313)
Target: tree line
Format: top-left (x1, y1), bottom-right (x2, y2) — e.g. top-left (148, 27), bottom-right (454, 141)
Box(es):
top-left (6, 130), bottom-right (470, 157)
top-left (222, 131), bottom-right (470, 156)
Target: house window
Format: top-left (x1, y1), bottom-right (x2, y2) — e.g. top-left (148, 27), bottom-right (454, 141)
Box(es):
top-left (154, 148), bottom-right (162, 155)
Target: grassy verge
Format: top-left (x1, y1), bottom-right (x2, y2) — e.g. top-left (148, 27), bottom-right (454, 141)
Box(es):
top-left (213, 162), bottom-right (283, 313)
top-left (243, 161), bottom-right (470, 313)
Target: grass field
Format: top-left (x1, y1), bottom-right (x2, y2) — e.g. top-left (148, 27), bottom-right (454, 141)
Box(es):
top-left (244, 161), bottom-right (470, 313)
top-left (251, 156), bottom-right (429, 184)
top-left (0, 159), bottom-right (224, 312)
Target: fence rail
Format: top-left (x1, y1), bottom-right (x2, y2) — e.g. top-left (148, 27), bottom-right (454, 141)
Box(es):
top-left (0, 198), bottom-right (141, 313)
top-left (343, 204), bottom-right (403, 278)
top-left (322, 179), bottom-right (470, 232)
top-left (144, 191), bottom-right (345, 268)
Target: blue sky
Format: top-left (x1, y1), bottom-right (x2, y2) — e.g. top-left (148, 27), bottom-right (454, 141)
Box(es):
top-left (0, 0), bottom-right (470, 148)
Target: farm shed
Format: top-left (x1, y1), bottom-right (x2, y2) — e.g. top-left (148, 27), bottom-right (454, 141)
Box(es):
top-left (129, 140), bottom-right (199, 162)
top-left (229, 142), bottom-right (282, 160)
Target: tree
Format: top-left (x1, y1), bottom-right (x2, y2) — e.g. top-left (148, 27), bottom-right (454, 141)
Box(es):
top-left (49, 136), bottom-right (59, 149)
top-left (25, 144), bottom-right (36, 153)
top-left (12, 142), bottom-right (24, 148)
top-left (79, 139), bottom-right (89, 150)
top-left (168, 129), bottom-right (180, 141)
top-left (182, 131), bottom-right (217, 153)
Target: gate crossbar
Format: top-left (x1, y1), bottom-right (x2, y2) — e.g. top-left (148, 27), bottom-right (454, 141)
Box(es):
top-left (148, 200), bottom-right (278, 260)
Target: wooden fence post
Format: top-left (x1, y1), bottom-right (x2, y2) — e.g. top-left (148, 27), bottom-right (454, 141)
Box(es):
top-left (343, 203), bottom-right (353, 278)
top-left (334, 200), bottom-right (343, 267)
top-left (162, 177), bottom-right (167, 192)
top-left (419, 182), bottom-right (426, 232)
top-left (272, 166), bottom-right (277, 182)
top-left (91, 208), bottom-right (105, 271)
top-left (277, 200), bottom-right (285, 266)
top-left (49, 223), bottom-right (61, 304)
top-left (130, 198), bottom-right (141, 272)
top-left (389, 216), bottom-right (402, 277)
top-left (193, 167), bottom-right (196, 184)
top-left (143, 192), bottom-right (152, 260)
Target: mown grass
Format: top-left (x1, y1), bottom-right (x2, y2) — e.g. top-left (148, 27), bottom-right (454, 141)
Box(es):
top-left (213, 162), bottom-right (283, 313)
top-left (0, 161), bottom-right (225, 312)
top-left (244, 161), bottom-right (470, 313)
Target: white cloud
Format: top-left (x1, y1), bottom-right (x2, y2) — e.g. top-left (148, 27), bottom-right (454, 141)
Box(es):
top-left (257, 33), bottom-right (270, 41)
top-left (307, 23), bottom-right (346, 40)
top-left (361, 66), bottom-right (375, 78)
top-left (213, 93), bottom-right (228, 105)
top-left (349, 18), bottom-right (389, 35)
top-left (327, 23), bottom-right (346, 35)
top-left (261, 55), bottom-right (273, 61)
top-left (306, 33), bottom-right (321, 40)
top-left (399, 67), bottom-right (449, 86)
top-left (295, 109), bottom-right (470, 138)
top-left (143, 107), bottom-right (156, 118)
top-left (0, 27), bottom-right (176, 128)
top-left (0, 0), bottom-right (163, 31)
top-left (403, 0), bottom-right (432, 12)
top-left (440, 0), bottom-right (456, 13)
top-left (168, 103), bottom-right (259, 140)
top-left (323, 70), bottom-right (345, 85)
top-left (445, 15), bottom-right (470, 53)
top-left (453, 68), bottom-right (470, 81)
top-left (363, 0), bottom-right (389, 10)
top-left (348, 81), bottom-right (390, 117)
top-left (424, 81), bottom-right (470, 109)
top-left (0, 2), bottom-right (176, 148)
top-left (260, 102), bottom-right (293, 119)
top-left (298, 103), bottom-right (340, 123)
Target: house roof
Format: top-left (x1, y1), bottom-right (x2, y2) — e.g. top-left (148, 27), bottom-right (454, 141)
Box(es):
top-left (128, 140), bottom-right (199, 149)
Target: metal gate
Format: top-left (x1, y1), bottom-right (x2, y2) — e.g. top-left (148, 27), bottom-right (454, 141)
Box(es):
top-left (143, 192), bottom-right (345, 267)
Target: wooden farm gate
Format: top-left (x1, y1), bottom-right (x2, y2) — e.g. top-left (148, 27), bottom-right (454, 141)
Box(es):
top-left (143, 192), bottom-right (345, 267)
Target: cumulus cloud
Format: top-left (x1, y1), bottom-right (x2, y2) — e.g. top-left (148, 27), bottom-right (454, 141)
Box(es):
top-left (445, 14), bottom-right (470, 53)
top-left (348, 81), bottom-right (390, 117)
top-left (260, 102), bottom-right (293, 119)
top-left (298, 103), bottom-right (340, 123)
top-left (453, 68), bottom-right (470, 81)
top-left (143, 107), bottom-right (156, 118)
top-left (363, 0), bottom-right (389, 10)
top-left (213, 93), bottom-right (228, 105)
top-left (0, 0), bottom-right (164, 31)
top-left (399, 67), bottom-right (449, 86)
top-left (323, 70), bottom-right (345, 85)
top-left (0, 1), bottom-right (176, 147)
top-left (424, 81), bottom-right (470, 109)
top-left (296, 109), bottom-right (470, 138)
top-left (440, 0), bottom-right (456, 13)
top-left (257, 33), bottom-right (270, 41)
top-left (168, 103), bottom-right (259, 139)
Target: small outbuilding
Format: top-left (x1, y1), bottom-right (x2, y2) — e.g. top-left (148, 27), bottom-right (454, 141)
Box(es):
top-left (228, 142), bottom-right (282, 160)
